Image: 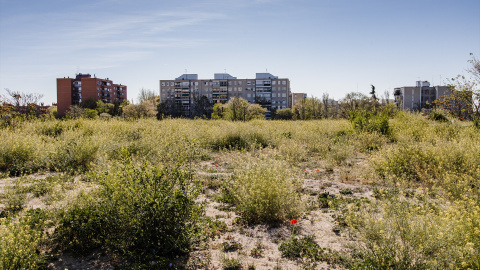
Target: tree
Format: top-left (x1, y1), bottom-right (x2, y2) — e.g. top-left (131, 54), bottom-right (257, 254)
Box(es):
top-left (246, 103), bottom-right (267, 120)
top-left (434, 76), bottom-right (476, 120)
top-left (211, 103), bottom-right (224, 120)
top-left (65, 106), bottom-right (85, 119)
top-left (84, 108), bottom-right (99, 119)
top-left (96, 100), bottom-right (115, 115)
top-left (275, 108), bottom-right (294, 120)
top-left (79, 97), bottom-right (98, 110)
top-left (191, 95), bottom-right (213, 119)
top-left (338, 92), bottom-right (371, 119)
top-left (321, 93), bottom-right (331, 118)
top-left (291, 97), bottom-right (324, 120)
top-left (137, 88), bottom-right (157, 104)
top-left (157, 98), bottom-right (182, 119)
top-left (223, 97), bottom-right (250, 121)
top-left (3, 89), bottom-right (44, 114)
top-left (370, 85), bottom-right (378, 102)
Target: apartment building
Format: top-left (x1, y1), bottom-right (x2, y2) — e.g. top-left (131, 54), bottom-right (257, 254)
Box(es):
top-left (57, 73), bottom-right (127, 116)
top-left (290, 93), bottom-right (307, 107)
top-left (394, 81), bottom-right (449, 110)
top-left (160, 72), bottom-right (290, 118)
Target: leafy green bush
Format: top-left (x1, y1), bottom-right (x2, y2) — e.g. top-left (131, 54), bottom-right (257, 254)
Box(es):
top-left (52, 138), bottom-right (99, 172)
top-left (428, 109), bottom-right (449, 122)
top-left (0, 216), bottom-right (46, 270)
top-left (0, 138), bottom-right (39, 176)
top-left (83, 108), bottom-right (98, 119)
top-left (279, 235), bottom-right (323, 260)
top-left (228, 158), bottom-right (303, 224)
top-left (210, 131), bottom-right (270, 150)
top-left (54, 155), bottom-right (203, 266)
top-left (279, 235), bottom-right (328, 269)
top-left (349, 110), bottom-right (391, 136)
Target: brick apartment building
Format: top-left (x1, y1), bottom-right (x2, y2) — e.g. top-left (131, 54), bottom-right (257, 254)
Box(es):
top-left (160, 72), bottom-right (290, 118)
top-left (393, 81), bottom-right (448, 110)
top-left (57, 73), bottom-right (127, 116)
top-left (290, 93), bottom-right (307, 107)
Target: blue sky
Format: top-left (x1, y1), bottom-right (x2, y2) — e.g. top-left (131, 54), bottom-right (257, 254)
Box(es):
top-left (1, 0), bottom-right (479, 105)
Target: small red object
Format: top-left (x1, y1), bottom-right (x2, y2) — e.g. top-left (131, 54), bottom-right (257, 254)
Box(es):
top-left (290, 219), bottom-right (297, 225)
top-left (215, 164), bottom-right (218, 167)
top-left (316, 169), bottom-right (320, 172)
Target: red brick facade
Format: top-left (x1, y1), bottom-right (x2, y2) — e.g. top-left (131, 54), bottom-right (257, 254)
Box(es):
top-left (56, 73), bottom-right (127, 116)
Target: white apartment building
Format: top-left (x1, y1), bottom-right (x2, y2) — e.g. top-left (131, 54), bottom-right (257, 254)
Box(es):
top-left (160, 72), bottom-right (291, 118)
top-left (393, 81), bottom-right (449, 110)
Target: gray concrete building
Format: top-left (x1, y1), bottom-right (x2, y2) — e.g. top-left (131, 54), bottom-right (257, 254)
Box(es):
top-left (160, 72), bottom-right (290, 118)
top-left (393, 81), bottom-right (449, 110)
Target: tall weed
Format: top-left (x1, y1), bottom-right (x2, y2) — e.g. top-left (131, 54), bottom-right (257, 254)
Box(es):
top-left (228, 157), bottom-right (303, 224)
top-left (54, 154), bottom-right (203, 266)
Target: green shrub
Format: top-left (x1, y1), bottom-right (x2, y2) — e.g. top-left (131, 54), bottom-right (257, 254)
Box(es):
top-left (0, 216), bottom-right (45, 270)
top-left (473, 116), bottom-right (480, 129)
top-left (210, 131), bottom-right (270, 150)
top-left (428, 109), bottom-right (449, 122)
top-left (1, 183), bottom-right (27, 216)
top-left (0, 138), bottom-right (39, 176)
top-left (54, 155), bottom-right (203, 266)
top-left (221, 255), bottom-right (242, 270)
top-left (344, 196), bottom-right (480, 270)
top-left (349, 110), bottom-right (391, 136)
top-left (279, 235), bottom-right (327, 269)
top-left (221, 239), bottom-right (243, 252)
top-left (38, 121), bottom-right (65, 137)
top-left (83, 108), bottom-right (98, 119)
top-left (52, 138), bottom-right (99, 172)
top-left (229, 158), bottom-right (303, 224)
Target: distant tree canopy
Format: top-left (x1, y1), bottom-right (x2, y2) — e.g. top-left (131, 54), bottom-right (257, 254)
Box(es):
top-left (137, 88), bottom-right (157, 104)
top-left (79, 97), bottom-right (98, 110)
top-left (65, 99), bottom-right (128, 119)
top-left (216, 97), bottom-right (266, 121)
top-left (434, 55), bottom-right (480, 120)
top-left (0, 89), bottom-right (48, 118)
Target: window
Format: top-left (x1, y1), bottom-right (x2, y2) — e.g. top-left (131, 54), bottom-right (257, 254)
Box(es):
top-left (228, 81), bottom-right (232, 86)
top-left (282, 87), bottom-right (286, 91)
top-left (272, 93), bottom-right (277, 97)
top-left (238, 81), bottom-right (242, 86)
top-left (272, 81), bottom-right (276, 85)
top-left (282, 81), bottom-right (286, 85)
top-left (247, 81), bottom-right (251, 85)
top-left (282, 93), bottom-right (286, 97)
top-left (238, 88), bottom-right (242, 92)
top-left (161, 82), bottom-right (165, 86)
top-left (247, 94), bottom-right (251, 98)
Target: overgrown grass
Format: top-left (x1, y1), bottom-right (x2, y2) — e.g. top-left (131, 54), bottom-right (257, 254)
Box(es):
top-left (0, 114), bottom-right (478, 269)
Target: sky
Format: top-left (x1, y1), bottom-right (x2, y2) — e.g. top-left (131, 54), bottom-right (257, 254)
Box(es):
top-left (1, 0), bottom-right (479, 105)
